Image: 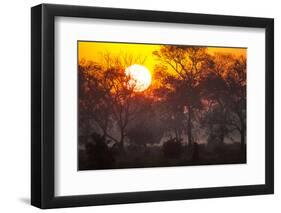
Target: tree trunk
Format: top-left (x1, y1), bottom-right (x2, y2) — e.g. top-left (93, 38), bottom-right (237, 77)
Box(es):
top-left (219, 125), bottom-right (225, 145)
top-left (238, 113), bottom-right (246, 153)
top-left (119, 130), bottom-right (125, 152)
top-left (187, 105), bottom-right (193, 149)
top-left (237, 111), bottom-right (246, 158)
top-left (174, 128), bottom-right (178, 141)
top-left (219, 132), bottom-right (224, 145)
top-left (240, 128), bottom-right (245, 152)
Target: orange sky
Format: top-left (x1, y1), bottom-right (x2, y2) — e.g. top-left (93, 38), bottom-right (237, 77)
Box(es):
top-left (78, 41), bottom-right (246, 74)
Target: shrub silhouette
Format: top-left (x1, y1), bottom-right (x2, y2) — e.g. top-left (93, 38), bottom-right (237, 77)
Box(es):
top-left (85, 133), bottom-right (114, 169)
top-left (162, 138), bottom-right (183, 158)
top-left (191, 142), bottom-right (199, 162)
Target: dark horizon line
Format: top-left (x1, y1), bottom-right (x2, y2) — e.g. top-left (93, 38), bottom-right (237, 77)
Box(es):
top-left (77, 160), bottom-right (247, 172)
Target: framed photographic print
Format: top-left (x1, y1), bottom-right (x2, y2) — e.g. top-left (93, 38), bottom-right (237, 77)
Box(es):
top-left (31, 3), bottom-right (274, 209)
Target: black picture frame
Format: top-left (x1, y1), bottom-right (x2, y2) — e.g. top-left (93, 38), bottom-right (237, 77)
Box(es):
top-left (31, 3), bottom-right (274, 209)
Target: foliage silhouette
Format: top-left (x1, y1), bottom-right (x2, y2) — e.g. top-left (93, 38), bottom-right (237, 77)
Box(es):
top-left (78, 45), bottom-right (247, 170)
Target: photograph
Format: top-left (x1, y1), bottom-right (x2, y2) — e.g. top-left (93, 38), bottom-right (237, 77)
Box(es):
top-left (78, 41), bottom-right (247, 170)
top-left (30, 3), bottom-right (274, 209)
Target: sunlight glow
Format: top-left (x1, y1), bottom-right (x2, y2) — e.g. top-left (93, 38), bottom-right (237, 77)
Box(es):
top-left (125, 64), bottom-right (152, 92)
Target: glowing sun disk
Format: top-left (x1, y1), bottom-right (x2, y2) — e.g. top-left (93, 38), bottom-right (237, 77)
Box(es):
top-left (125, 64), bottom-right (152, 92)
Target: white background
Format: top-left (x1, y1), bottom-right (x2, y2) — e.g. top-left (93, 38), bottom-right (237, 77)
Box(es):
top-left (55, 17), bottom-right (265, 196)
top-left (0, 0), bottom-right (279, 212)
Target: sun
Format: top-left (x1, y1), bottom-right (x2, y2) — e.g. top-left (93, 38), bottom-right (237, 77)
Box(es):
top-left (125, 64), bottom-right (152, 92)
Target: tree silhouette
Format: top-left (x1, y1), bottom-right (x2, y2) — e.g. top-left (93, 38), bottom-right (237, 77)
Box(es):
top-left (227, 56), bottom-right (246, 151)
top-left (153, 46), bottom-right (208, 148)
top-left (201, 53), bottom-right (246, 151)
top-left (78, 43), bottom-right (247, 170)
top-left (127, 105), bottom-right (165, 147)
top-left (78, 60), bottom-right (113, 139)
top-left (79, 54), bottom-right (149, 151)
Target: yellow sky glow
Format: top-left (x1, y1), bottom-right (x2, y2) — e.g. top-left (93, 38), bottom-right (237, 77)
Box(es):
top-left (78, 41), bottom-right (246, 74)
